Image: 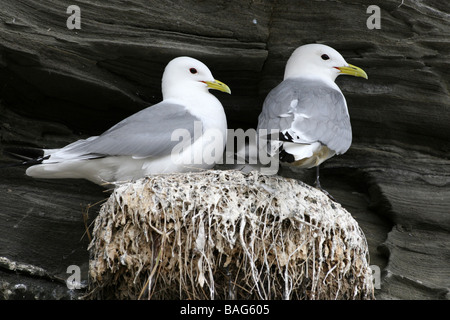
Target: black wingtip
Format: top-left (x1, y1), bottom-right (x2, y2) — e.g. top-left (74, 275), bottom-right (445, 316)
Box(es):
top-left (1, 146), bottom-right (48, 168)
top-left (4, 146), bottom-right (44, 160)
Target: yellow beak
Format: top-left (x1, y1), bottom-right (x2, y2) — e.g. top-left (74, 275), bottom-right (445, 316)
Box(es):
top-left (336, 64), bottom-right (368, 79)
top-left (203, 80), bottom-right (231, 94)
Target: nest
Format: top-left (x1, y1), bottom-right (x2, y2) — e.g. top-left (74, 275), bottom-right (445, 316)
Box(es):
top-left (86, 170), bottom-right (374, 300)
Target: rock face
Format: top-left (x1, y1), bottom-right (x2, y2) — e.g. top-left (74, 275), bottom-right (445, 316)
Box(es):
top-left (0, 0), bottom-right (449, 300)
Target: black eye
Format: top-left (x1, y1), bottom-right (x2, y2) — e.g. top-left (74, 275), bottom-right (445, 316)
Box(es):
top-left (321, 54), bottom-right (330, 60)
top-left (189, 68), bottom-right (197, 74)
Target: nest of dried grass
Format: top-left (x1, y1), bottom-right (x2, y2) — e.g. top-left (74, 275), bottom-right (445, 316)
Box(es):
top-left (86, 170), bottom-right (374, 300)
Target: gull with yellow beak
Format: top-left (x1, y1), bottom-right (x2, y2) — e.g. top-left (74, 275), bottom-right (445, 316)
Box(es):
top-left (257, 44), bottom-right (368, 194)
top-left (21, 56), bottom-right (231, 185)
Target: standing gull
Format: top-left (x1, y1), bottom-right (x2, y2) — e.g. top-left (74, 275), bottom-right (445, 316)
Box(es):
top-left (257, 44), bottom-right (367, 193)
top-left (17, 56), bottom-right (231, 186)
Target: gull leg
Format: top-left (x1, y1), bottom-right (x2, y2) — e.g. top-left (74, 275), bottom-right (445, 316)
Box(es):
top-left (226, 265), bottom-right (235, 299)
top-left (313, 166), bottom-right (335, 201)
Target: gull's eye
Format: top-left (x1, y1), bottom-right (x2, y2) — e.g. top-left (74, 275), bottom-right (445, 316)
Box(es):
top-left (189, 68), bottom-right (198, 74)
top-left (321, 54), bottom-right (330, 60)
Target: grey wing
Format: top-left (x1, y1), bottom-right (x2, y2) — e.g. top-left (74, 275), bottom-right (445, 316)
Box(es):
top-left (54, 101), bottom-right (199, 160)
top-left (257, 78), bottom-right (352, 155)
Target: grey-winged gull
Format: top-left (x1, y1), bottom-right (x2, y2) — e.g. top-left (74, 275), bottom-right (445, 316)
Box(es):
top-left (21, 56), bottom-right (231, 186)
top-left (257, 44), bottom-right (367, 193)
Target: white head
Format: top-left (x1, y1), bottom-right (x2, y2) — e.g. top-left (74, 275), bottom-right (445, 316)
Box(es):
top-left (284, 44), bottom-right (368, 82)
top-left (161, 56), bottom-right (231, 100)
